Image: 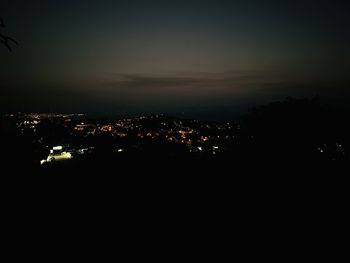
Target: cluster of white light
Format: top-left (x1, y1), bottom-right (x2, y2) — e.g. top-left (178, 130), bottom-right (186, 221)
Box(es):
top-left (53, 146), bottom-right (63, 151)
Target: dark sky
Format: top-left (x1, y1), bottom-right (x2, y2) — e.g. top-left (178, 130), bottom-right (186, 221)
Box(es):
top-left (1, 0), bottom-right (349, 117)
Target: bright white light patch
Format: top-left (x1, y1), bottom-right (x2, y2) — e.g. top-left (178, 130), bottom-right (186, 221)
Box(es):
top-left (53, 146), bottom-right (63, 151)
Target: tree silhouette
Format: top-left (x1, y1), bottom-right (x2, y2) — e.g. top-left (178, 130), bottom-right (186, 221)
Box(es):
top-left (0, 16), bottom-right (18, 52)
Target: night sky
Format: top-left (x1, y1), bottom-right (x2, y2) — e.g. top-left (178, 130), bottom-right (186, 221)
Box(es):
top-left (1, 0), bottom-right (349, 118)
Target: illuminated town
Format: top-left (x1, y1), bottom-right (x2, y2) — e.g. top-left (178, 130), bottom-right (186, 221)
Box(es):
top-left (3, 112), bottom-right (236, 165)
top-left (1, 97), bottom-right (348, 172)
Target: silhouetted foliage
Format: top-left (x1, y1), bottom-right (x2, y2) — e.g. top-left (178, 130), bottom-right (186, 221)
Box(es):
top-left (0, 16), bottom-right (18, 52)
top-left (240, 96), bottom-right (349, 164)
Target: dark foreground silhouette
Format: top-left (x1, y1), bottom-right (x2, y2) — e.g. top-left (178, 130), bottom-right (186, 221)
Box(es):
top-left (2, 99), bottom-right (348, 243)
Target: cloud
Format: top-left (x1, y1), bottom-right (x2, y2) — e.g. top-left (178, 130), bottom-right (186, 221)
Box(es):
top-left (106, 74), bottom-right (200, 90)
top-left (98, 71), bottom-right (350, 111)
top-left (102, 71), bottom-right (281, 95)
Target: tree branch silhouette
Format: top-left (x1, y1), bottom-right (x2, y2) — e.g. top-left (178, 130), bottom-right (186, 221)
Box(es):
top-left (0, 16), bottom-right (18, 52)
